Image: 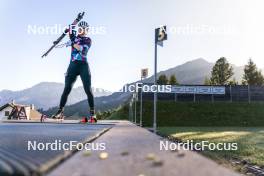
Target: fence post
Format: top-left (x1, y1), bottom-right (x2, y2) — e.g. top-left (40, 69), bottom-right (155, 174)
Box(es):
top-left (211, 94), bottom-right (214, 103)
top-left (248, 85), bottom-right (251, 103)
top-left (129, 100), bottom-right (133, 122)
top-left (174, 93), bottom-right (177, 102)
top-left (140, 84), bottom-right (143, 127)
top-left (230, 85), bottom-right (232, 102)
top-left (193, 94), bottom-right (196, 102)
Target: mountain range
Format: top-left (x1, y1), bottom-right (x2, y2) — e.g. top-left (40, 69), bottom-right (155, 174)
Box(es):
top-left (44, 91), bottom-right (131, 117)
top-left (0, 82), bottom-right (112, 110)
top-left (143, 58), bottom-right (245, 84)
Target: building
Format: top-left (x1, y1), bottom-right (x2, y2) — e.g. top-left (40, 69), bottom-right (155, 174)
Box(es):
top-left (0, 101), bottom-right (42, 121)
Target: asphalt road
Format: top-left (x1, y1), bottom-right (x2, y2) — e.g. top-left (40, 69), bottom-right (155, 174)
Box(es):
top-left (0, 122), bottom-right (113, 176)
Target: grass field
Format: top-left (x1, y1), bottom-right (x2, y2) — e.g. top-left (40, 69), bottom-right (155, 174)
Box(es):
top-left (109, 101), bottom-right (264, 172)
top-left (159, 127), bottom-right (264, 167)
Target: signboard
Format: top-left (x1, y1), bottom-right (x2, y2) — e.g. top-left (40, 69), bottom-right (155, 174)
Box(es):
top-left (170, 86), bottom-right (225, 95)
top-left (155, 26), bottom-right (167, 46)
top-left (141, 68), bottom-right (148, 79)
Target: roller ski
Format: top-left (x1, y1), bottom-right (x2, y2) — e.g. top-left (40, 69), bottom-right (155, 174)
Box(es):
top-left (89, 109), bottom-right (97, 123)
top-left (40, 108), bottom-right (64, 123)
top-left (80, 109), bottom-right (97, 123)
top-left (80, 115), bottom-right (97, 124)
top-left (88, 115), bottom-right (97, 123)
top-left (51, 108), bottom-right (65, 121)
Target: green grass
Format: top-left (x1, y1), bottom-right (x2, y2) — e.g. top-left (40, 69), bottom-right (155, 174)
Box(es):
top-left (109, 101), bottom-right (264, 172)
top-left (110, 101), bottom-right (264, 127)
top-left (159, 127), bottom-right (264, 167)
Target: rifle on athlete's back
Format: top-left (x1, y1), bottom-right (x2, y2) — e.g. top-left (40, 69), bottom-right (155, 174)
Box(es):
top-left (41, 12), bottom-right (85, 58)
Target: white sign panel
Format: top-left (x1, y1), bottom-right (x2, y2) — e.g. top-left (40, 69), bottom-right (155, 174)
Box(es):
top-left (171, 86), bottom-right (225, 95)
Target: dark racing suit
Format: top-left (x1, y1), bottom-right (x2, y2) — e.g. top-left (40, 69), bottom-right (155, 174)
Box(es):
top-left (59, 34), bottom-right (94, 115)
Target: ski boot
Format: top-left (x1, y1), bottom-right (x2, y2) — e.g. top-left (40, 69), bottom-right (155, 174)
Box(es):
top-left (88, 109), bottom-right (97, 123)
top-left (88, 115), bottom-right (97, 123)
top-left (51, 108), bottom-right (64, 119)
top-left (80, 117), bottom-right (88, 123)
top-left (80, 116), bottom-right (97, 123)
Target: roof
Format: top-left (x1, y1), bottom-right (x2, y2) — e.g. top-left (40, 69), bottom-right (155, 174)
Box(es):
top-left (0, 103), bottom-right (30, 111)
top-left (0, 103), bottom-right (14, 111)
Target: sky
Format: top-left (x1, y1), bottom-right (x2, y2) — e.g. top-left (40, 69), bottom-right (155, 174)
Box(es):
top-left (0, 0), bottom-right (264, 91)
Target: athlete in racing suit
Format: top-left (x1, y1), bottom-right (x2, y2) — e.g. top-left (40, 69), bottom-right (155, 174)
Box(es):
top-left (52, 21), bottom-right (96, 123)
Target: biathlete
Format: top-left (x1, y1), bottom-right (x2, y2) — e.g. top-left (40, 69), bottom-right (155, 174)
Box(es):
top-left (52, 21), bottom-right (97, 123)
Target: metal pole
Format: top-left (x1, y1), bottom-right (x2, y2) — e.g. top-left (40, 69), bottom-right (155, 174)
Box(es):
top-left (134, 93), bottom-right (137, 124)
top-left (153, 38), bottom-right (157, 133)
top-left (140, 77), bottom-right (143, 127)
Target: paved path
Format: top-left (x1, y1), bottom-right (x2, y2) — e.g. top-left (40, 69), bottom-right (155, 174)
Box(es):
top-left (0, 122), bottom-right (113, 176)
top-left (49, 121), bottom-right (240, 176)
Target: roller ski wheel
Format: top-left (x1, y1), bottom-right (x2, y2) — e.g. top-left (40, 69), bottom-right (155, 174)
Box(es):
top-left (80, 116), bottom-right (97, 124)
top-left (88, 115), bottom-right (97, 123)
top-left (80, 117), bottom-right (88, 123)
